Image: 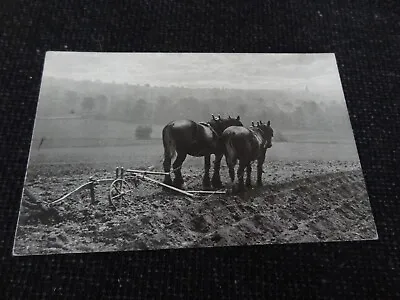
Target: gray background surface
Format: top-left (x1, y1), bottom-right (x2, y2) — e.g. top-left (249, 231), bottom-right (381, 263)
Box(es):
top-left (0, 1), bottom-right (399, 298)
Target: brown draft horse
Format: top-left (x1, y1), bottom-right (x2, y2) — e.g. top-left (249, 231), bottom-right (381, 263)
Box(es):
top-left (162, 115), bottom-right (243, 190)
top-left (222, 120), bottom-right (274, 192)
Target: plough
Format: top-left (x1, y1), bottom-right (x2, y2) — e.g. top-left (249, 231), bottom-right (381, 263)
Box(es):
top-left (46, 167), bottom-right (226, 210)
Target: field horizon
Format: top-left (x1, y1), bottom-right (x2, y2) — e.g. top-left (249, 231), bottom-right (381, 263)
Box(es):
top-left (28, 118), bottom-right (357, 149)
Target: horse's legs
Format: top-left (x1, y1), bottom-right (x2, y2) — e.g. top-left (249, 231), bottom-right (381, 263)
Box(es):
top-left (246, 162), bottom-right (252, 187)
top-left (257, 150), bottom-right (267, 186)
top-left (202, 154), bottom-right (211, 188)
top-left (225, 155), bottom-right (236, 184)
top-left (163, 151), bottom-right (173, 187)
top-left (211, 153), bottom-right (223, 188)
top-left (172, 152), bottom-right (187, 189)
top-left (237, 160), bottom-right (246, 192)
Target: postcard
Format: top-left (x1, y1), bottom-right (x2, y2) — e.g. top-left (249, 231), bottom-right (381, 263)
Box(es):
top-left (13, 52), bottom-right (378, 256)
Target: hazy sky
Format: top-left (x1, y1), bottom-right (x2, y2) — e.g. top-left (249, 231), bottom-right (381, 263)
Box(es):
top-left (43, 52), bottom-right (345, 94)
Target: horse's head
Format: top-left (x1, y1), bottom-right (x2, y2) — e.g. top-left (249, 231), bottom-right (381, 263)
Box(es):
top-left (256, 120), bottom-right (274, 148)
top-left (209, 114), bottom-right (243, 136)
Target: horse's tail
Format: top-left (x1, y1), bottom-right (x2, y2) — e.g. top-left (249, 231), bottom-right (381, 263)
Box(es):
top-left (162, 124), bottom-right (177, 162)
top-left (222, 131), bottom-right (237, 166)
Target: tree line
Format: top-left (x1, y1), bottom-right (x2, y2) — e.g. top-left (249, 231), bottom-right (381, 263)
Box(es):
top-left (36, 77), bottom-right (352, 131)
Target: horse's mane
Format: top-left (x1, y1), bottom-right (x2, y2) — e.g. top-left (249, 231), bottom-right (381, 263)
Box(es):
top-left (249, 125), bottom-right (262, 135)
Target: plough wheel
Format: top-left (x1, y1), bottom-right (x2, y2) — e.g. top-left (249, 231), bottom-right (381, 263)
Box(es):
top-left (108, 178), bottom-right (133, 209)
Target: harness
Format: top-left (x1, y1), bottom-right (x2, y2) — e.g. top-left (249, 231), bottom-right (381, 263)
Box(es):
top-left (249, 127), bottom-right (268, 149)
top-left (199, 122), bottom-right (220, 139)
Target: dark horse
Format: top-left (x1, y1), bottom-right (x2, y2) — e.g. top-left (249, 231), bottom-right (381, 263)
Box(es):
top-left (162, 115), bottom-right (243, 189)
top-left (222, 120), bottom-right (274, 192)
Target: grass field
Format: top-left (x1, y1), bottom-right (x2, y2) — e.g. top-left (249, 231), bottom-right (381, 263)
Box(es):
top-left (26, 141), bottom-right (361, 175)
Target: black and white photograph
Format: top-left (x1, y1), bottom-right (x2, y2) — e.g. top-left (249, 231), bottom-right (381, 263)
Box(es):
top-left (13, 52), bottom-right (378, 256)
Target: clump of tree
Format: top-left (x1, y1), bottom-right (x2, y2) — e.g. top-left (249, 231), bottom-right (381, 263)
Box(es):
top-left (123, 99), bottom-right (153, 123)
top-left (81, 97), bottom-right (95, 113)
top-left (135, 125), bottom-right (153, 140)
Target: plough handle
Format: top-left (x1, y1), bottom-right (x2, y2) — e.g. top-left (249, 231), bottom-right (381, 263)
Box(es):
top-left (49, 182), bottom-right (92, 205)
top-left (48, 178), bottom-right (114, 206)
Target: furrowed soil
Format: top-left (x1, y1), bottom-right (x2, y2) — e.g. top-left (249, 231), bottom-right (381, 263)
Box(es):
top-left (14, 160), bottom-right (378, 255)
